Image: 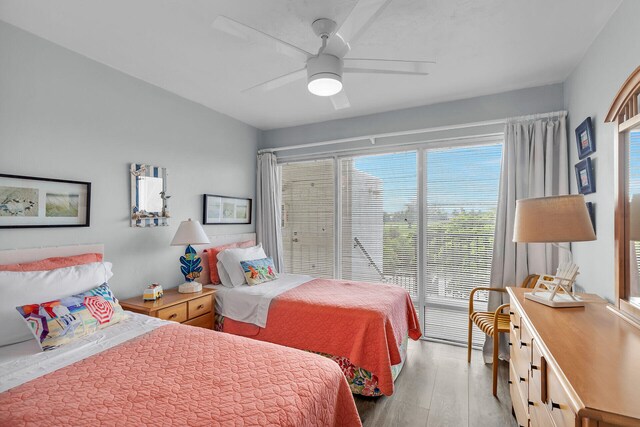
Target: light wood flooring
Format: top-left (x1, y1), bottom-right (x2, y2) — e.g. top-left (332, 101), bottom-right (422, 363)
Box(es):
top-left (353, 340), bottom-right (516, 427)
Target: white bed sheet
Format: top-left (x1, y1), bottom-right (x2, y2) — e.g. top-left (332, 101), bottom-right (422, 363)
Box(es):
top-left (206, 273), bottom-right (312, 328)
top-left (0, 312), bottom-right (167, 393)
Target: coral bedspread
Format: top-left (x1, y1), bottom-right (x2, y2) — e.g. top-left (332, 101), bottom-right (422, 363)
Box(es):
top-left (222, 278), bottom-right (422, 396)
top-left (0, 324), bottom-right (361, 427)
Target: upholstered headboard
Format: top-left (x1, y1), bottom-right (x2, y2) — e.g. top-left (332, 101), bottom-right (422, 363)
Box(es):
top-left (195, 233), bottom-right (257, 285)
top-left (0, 244), bottom-right (105, 265)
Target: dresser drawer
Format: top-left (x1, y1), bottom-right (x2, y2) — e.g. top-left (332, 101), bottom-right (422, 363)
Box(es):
top-left (529, 382), bottom-right (553, 427)
top-left (509, 361), bottom-right (530, 427)
top-left (510, 329), bottom-right (530, 403)
top-left (546, 365), bottom-right (577, 427)
top-left (188, 295), bottom-right (212, 319)
top-left (157, 303), bottom-right (188, 323)
top-left (184, 313), bottom-right (213, 329)
top-left (530, 340), bottom-right (545, 400)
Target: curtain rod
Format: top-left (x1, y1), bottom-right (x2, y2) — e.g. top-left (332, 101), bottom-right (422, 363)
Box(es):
top-left (259, 110), bottom-right (567, 154)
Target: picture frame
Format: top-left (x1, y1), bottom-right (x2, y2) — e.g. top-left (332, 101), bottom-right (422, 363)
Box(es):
top-left (203, 194), bottom-right (252, 225)
top-left (575, 117), bottom-right (595, 159)
top-left (575, 157), bottom-right (595, 195)
top-left (586, 201), bottom-right (596, 234)
top-left (0, 174), bottom-right (91, 228)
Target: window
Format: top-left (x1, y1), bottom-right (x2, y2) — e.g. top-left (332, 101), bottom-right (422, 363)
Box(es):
top-left (341, 152), bottom-right (418, 299)
top-left (279, 140), bottom-right (503, 347)
top-left (281, 159), bottom-right (334, 278)
top-left (423, 144), bottom-right (502, 346)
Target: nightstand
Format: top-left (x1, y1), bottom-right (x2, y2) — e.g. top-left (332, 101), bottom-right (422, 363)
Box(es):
top-left (120, 287), bottom-right (216, 329)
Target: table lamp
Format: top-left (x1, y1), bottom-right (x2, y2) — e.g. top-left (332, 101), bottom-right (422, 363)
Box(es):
top-left (513, 195), bottom-right (596, 307)
top-left (170, 218), bottom-right (211, 293)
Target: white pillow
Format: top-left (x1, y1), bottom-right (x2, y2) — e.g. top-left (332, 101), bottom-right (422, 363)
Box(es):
top-left (217, 245), bottom-right (267, 287)
top-left (0, 262), bottom-right (113, 347)
top-left (216, 261), bottom-right (233, 288)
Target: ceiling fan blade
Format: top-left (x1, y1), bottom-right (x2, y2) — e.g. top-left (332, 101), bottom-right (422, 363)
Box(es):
top-left (213, 16), bottom-right (311, 63)
top-left (324, 0), bottom-right (393, 57)
top-left (344, 58), bottom-right (434, 74)
top-left (344, 67), bottom-right (429, 76)
top-left (242, 68), bottom-right (307, 92)
top-left (330, 90), bottom-right (351, 110)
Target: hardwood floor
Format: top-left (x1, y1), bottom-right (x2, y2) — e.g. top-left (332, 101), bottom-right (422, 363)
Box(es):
top-left (354, 340), bottom-right (516, 427)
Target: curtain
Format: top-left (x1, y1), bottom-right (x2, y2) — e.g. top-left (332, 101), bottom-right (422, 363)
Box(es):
top-left (256, 153), bottom-right (284, 272)
top-left (483, 114), bottom-right (568, 363)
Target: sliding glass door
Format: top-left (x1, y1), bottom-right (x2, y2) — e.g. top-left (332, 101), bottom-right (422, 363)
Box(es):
top-left (279, 139), bottom-right (502, 347)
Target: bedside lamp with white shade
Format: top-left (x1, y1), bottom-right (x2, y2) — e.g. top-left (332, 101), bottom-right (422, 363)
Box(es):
top-left (170, 218), bottom-right (211, 293)
top-left (513, 195), bottom-right (596, 307)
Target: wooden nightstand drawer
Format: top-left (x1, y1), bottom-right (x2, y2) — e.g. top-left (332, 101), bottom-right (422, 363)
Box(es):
top-left (158, 303), bottom-right (188, 323)
top-left (184, 313), bottom-right (213, 329)
top-left (188, 295), bottom-right (212, 319)
top-left (509, 361), bottom-right (529, 427)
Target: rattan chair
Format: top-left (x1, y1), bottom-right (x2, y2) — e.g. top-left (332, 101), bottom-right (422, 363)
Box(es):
top-left (467, 274), bottom-right (539, 396)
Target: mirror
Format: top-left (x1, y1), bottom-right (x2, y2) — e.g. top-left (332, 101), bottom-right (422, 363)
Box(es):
top-left (627, 129), bottom-right (640, 307)
top-left (130, 163), bottom-right (169, 227)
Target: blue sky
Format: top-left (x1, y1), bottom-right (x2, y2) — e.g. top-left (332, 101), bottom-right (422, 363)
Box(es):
top-left (353, 144), bottom-right (503, 212)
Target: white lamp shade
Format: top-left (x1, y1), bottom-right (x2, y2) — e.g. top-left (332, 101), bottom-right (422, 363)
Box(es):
top-left (170, 219), bottom-right (210, 246)
top-left (513, 195), bottom-right (596, 243)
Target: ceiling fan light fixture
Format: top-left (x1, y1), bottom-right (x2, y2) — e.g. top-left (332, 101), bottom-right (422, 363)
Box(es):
top-left (307, 74), bottom-right (343, 96)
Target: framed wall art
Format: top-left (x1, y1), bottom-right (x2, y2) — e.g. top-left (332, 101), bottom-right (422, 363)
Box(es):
top-left (575, 157), bottom-right (595, 195)
top-left (0, 174), bottom-right (91, 228)
top-left (203, 194), bottom-right (252, 225)
top-left (575, 117), bottom-right (595, 159)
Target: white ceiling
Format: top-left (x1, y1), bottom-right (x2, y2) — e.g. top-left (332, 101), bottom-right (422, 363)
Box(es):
top-left (0, 0), bottom-right (621, 130)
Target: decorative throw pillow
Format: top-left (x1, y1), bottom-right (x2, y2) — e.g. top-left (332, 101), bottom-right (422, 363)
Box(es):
top-left (204, 240), bottom-right (255, 284)
top-left (240, 257), bottom-right (278, 286)
top-left (15, 283), bottom-right (125, 351)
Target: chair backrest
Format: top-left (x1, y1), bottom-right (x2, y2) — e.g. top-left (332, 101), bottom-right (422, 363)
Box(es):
top-left (520, 274), bottom-right (540, 289)
top-left (555, 261), bottom-right (579, 281)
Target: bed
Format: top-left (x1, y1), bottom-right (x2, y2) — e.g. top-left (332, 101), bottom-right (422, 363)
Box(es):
top-left (0, 244), bottom-right (361, 427)
top-left (199, 235), bottom-right (422, 397)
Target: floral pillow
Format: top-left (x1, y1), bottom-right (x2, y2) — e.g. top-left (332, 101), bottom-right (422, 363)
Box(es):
top-left (15, 283), bottom-right (125, 351)
top-left (240, 257), bottom-right (278, 286)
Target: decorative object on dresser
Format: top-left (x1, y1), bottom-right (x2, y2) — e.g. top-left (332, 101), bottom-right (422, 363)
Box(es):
top-left (575, 116), bottom-right (595, 159)
top-left (143, 283), bottom-right (163, 301)
top-left (467, 274), bottom-right (539, 397)
top-left (0, 173), bottom-right (90, 228)
top-left (574, 157), bottom-right (595, 194)
top-left (512, 195), bottom-right (596, 307)
top-left (508, 286), bottom-right (640, 427)
top-left (202, 194), bottom-right (252, 225)
top-left (120, 287), bottom-right (215, 330)
top-left (130, 163), bottom-right (169, 227)
top-left (170, 219), bottom-right (211, 293)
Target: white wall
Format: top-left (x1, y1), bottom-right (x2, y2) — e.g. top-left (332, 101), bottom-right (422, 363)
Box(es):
top-left (564, 0), bottom-right (639, 301)
top-left (0, 21), bottom-right (258, 299)
top-left (260, 84), bottom-right (565, 155)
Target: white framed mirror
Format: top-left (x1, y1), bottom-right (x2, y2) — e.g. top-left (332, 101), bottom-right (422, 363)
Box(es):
top-left (130, 163), bottom-right (169, 227)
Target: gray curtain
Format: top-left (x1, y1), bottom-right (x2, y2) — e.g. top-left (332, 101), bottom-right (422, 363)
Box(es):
top-left (483, 114), bottom-right (569, 363)
top-left (256, 153), bottom-right (285, 272)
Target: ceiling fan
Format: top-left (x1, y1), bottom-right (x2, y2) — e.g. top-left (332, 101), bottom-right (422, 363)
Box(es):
top-left (212, 0), bottom-right (434, 110)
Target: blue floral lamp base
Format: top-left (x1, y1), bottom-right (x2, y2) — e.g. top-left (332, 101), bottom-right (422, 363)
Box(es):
top-left (178, 244), bottom-right (204, 294)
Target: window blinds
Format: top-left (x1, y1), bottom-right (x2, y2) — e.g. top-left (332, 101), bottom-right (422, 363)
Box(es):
top-left (340, 152), bottom-right (418, 298)
top-left (423, 143), bottom-right (502, 346)
top-left (281, 159), bottom-right (335, 278)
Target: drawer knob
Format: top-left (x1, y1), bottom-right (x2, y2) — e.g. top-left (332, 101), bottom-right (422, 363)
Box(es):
top-left (508, 380), bottom-right (513, 385)
top-left (551, 400), bottom-right (561, 410)
top-left (530, 363), bottom-right (539, 370)
top-left (513, 325), bottom-right (519, 330)
top-left (197, 304), bottom-right (204, 310)
top-left (527, 401), bottom-right (534, 407)
top-left (519, 377), bottom-right (526, 383)
top-left (519, 341), bottom-right (528, 348)
top-left (509, 311), bottom-right (514, 316)
top-left (508, 342), bottom-right (512, 347)
top-left (169, 313), bottom-right (177, 319)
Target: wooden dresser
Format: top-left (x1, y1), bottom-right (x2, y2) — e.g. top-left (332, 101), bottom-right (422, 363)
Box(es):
top-left (508, 287), bottom-right (640, 427)
top-left (120, 288), bottom-right (215, 329)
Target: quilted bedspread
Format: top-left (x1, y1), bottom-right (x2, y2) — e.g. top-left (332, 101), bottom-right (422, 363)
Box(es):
top-left (0, 324), bottom-right (362, 427)
top-left (222, 278), bottom-right (422, 396)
